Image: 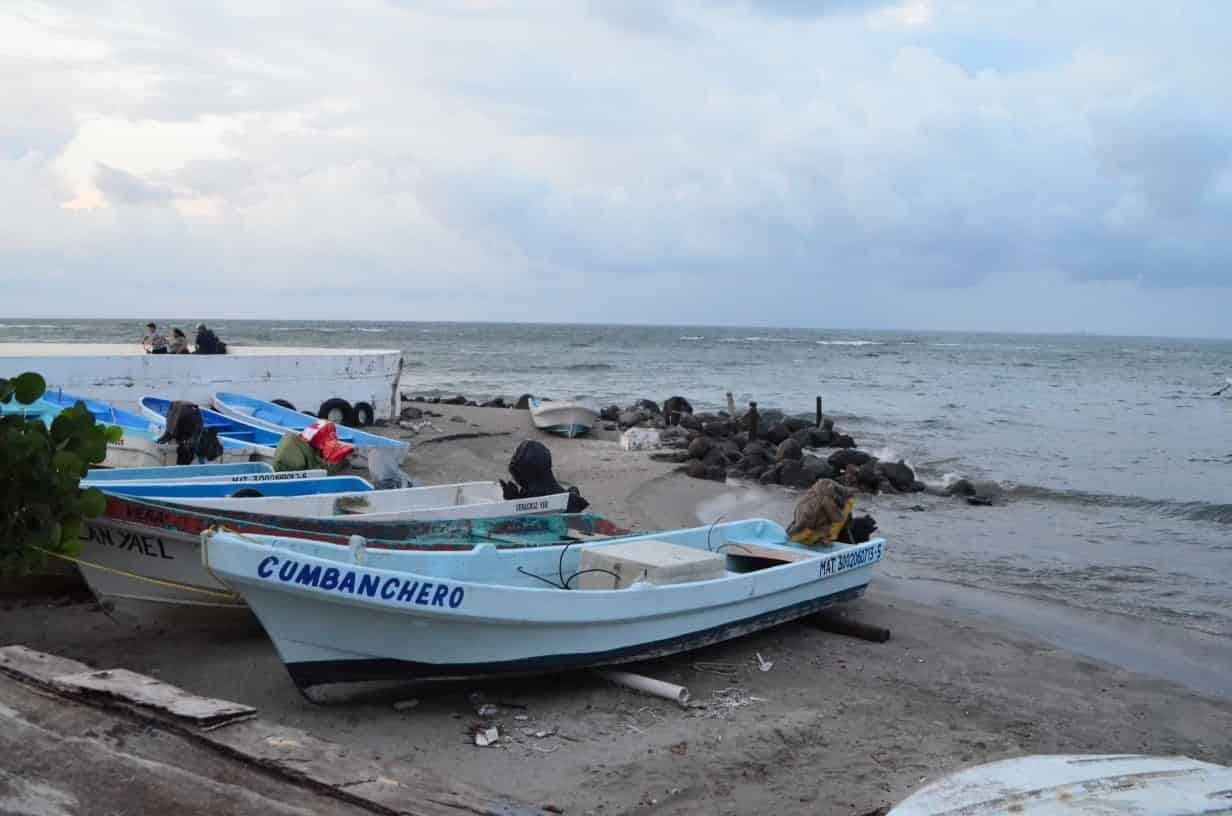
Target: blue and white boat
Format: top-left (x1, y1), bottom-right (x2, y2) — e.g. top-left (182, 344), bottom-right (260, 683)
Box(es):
top-left (83, 462), bottom-right (327, 486)
top-left (85, 462), bottom-right (273, 482)
top-left (212, 392), bottom-right (408, 462)
top-left (5, 389), bottom-right (254, 468)
top-left (528, 398), bottom-right (598, 438)
top-left (0, 396), bottom-right (61, 426)
top-left (140, 395), bottom-right (284, 461)
top-left (98, 475), bottom-right (373, 499)
top-left (202, 519), bottom-right (885, 689)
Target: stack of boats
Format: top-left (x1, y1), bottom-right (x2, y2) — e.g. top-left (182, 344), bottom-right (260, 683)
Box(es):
top-left (6, 387), bottom-right (887, 693)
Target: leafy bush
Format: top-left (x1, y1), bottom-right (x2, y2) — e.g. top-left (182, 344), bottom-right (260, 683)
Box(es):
top-left (0, 372), bottom-right (120, 576)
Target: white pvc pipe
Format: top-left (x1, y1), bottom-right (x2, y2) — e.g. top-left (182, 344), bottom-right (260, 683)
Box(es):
top-left (598, 670), bottom-right (690, 706)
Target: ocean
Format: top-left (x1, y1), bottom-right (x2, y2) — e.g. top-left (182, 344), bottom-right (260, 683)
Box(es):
top-left (4, 319), bottom-right (1230, 693)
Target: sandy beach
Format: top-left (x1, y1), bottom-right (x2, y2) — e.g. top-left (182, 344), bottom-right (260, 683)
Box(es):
top-left (3, 403), bottom-right (1230, 815)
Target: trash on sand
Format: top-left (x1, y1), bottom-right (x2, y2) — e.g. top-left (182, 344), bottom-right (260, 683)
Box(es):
top-left (513, 714), bottom-right (530, 721)
top-left (597, 669), bottom-right (690, 706)
top-left (756, 652), bottom-right (774, 672)
top-left (670, 741), bottom-right (688, 756)
top-left (522, 726), bottom-right (558, 739)
top-left (392, 699), bottom-right (420, 711)
top-left (474, 726), bottom-right (501, 747)
top-left (692, 661), bottom-right (740, 676)
top-left (477, 703), bottom-right (499, 718)
top-left (699, 687), bottom-right (766, 719)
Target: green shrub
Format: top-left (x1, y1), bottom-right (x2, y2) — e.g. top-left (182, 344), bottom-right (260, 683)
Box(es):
top-left (1, 372), bottom-right (120, 576)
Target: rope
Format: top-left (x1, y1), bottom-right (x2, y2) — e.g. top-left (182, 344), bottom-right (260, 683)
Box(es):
top-left (28, 543), bottom-right (241, 601)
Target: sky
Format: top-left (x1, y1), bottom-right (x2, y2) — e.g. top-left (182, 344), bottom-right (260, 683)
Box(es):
top-left (2, 1), bottom-right (1230, 337)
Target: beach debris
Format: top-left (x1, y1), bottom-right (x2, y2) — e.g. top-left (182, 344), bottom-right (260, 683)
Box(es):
top-left (474, 726), bottom-right (501, 747)
top-left (476, 703), bottom-right (499, 718)
top-left (514, 714), bottom-right (530, 721)
top-left (598, 670), bottom-right (690, 706)
top-left (522, 726), bottom-right (558, 739)
top-left (620, 427), bottom-right (662, 451)
top-left (755, 653), bottom-right (774, 672)
top-left (670, 741), bottom-right (688, 756)
top-left (699, 687), bottom-right (765, 719)
top-left (392, 699), bottom-right (420, 711)
top-left (450, 415), bottom-right (466, 423)
top-left (542, 805), bottom-right (564, 814)
top-left (691, 661), bottom-right (741, 676)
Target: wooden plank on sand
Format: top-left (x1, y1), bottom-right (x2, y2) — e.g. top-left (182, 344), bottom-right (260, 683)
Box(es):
top-left (1, 645), bottom-right (541, 816)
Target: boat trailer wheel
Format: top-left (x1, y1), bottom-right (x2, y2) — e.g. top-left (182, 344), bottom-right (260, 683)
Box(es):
top-left (353, 402), bottom-right (375, 427)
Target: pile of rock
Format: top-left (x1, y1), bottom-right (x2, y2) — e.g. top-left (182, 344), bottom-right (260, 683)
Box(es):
top-left (404, 394), bottom-right (516, 409)
top-left (653, 408), bottom-right (923, 494)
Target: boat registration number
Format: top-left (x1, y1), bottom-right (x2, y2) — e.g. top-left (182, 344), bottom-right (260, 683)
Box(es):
top-left (819, 541), bottom-right (883, 578)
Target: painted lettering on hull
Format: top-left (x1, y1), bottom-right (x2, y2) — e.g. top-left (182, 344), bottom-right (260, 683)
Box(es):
top-left (84, 526), bottom-right (175, 560)
top-left (514, 499), bottom-right (551, 512)
top-left (256, 555), bottom-right (465, 609)
top-left (818, 542), bottom-right (882, 578)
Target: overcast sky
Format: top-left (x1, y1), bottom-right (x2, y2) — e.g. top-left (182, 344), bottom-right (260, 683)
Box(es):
top-left (3, 1), bottom-right (1229, 336)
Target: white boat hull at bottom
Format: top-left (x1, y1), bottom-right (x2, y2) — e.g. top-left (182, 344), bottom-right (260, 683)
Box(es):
top-left (202, 521), bottom-right (885, 689)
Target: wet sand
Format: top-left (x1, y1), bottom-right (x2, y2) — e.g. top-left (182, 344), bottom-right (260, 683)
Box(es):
top-left (3, 404), bottom-right (1231, 814)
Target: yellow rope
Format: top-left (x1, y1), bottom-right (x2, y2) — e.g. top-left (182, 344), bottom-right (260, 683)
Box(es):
top-left (29, 543), bottom-right (241, 601)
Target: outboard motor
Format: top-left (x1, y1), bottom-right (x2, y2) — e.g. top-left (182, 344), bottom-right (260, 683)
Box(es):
top-left (502, 440), bottom-right (590, 513)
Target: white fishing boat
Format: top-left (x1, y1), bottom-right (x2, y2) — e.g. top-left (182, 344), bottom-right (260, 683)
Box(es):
top-left (152, 481), bottom-right (570, 523)
top-left (202, 519), bottom-right (885, 690)
top-left (74, 485), bottom-right (572, 612)
top-left (889, 753), bottom-right (1232, 815)
top-left (529, 398), bottom-right (599, 438)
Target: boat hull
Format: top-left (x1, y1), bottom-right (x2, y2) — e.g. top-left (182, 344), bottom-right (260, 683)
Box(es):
top-left (529, 401), bottom-right (598, 438)
top-left (74, 495), bottom-right (624, 611)
top-left (204, 524), bottom-right (884, 688)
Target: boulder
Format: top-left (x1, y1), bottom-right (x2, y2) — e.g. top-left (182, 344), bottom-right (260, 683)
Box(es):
top-left (678, 413), bottom-right (703, 431)
top-left (442, 395), bottom-right (468, 405)
top-left (659, 426), bottom-right (691, 449)
top-left (704, 465), bottom-right (728, 482)
top-left (399, 405), bottom-right (423, 421)
top-left (514, 394), bottom-right (534, 410)
top-left (717, 440), bottom-right (744, 464)
top-left (972, 480), bottom-right (1004, 502)
top-left (599, 404), bottom-right (621, 422)
top-left (783, 417), bottom-right (810, 433)
top-left (877, 460), bottom-right (916, 492)
top-left (763, 422), bottom-right (790, 445)
top-left (662, 396), bottom-right (693, 426)
top-left (799, 455), bottom-right (834, 483)
top-left (649, 451), bottom-right (692, 464)
top-left (693, 412), bottom-right (721, 425)
top-left (776, 438), bottom-right (803, 462)
top-left (822, 417), bottom-right (835, 431)
top-left (856, 460), bottom-right (881, 492)
top-left (742, 440), bottom-right (771, 460)
top-left (480, 397), bottom-right (507, 408)
top-left (758, 464), bottom-right (782, 485)
top-left (619, 410), bottom-right (649, 428)
top-left (777, 459), bottom-right (806, 488)
top-left (758, 408), bottom-right (786, 426)
top-left (790, 428), bottom-right (815, 449)
top-left (687, 437), bottom-right (713, 460)
top-left (732, 431), bottom-right (749, 450)
top-left (828, 449), bottom-right (873, 470)
top-left (702, 448), bottom-right (728, 470)
top-left (808, 428), bottom-right (832, 447)
top-left (703, 419), bottom-right (737, 438)
top-left (633, 399), bottom-right (661, 415)
top-left (831, 433), bottom-right (856, 448)
top-left (686, 460), bottom-right (708, 480)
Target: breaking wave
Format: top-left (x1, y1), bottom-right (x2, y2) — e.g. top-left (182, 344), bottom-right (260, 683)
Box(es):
top-left (816, 340), bottom-right (884, 346)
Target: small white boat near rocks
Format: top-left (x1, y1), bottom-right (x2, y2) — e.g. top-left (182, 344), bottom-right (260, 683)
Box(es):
top-left (202, 519), bottom-right (885, 690)
top-left (528, 398), bottom-right (598, 438)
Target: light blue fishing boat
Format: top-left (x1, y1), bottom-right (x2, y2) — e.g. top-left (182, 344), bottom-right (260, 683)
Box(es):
top-left (140, 395), bottom-right (285, 459)
top-left (212, 392), bottom-right (407, 455)
top-left (99, 475), bottom-right (372, 499)
top-left (202, 519), bottom-right (886, 690)
top-left (85, 462), bottom-right (274, 482)
top-left (83, 462), bottom-right (327, 487)
top-left (0, 396), bottom-right (61, 426)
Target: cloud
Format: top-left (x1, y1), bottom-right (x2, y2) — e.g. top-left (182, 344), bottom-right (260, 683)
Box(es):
top-left (0, 0), bottom-right (1229, 336)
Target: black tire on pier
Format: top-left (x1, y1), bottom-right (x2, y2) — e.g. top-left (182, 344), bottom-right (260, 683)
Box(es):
top-left (353, 402), bottom-right (375, 427)
top-left (272, 399), bottom-right (296, 410)
top-left (318, 398), bottom-right (356, 427)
